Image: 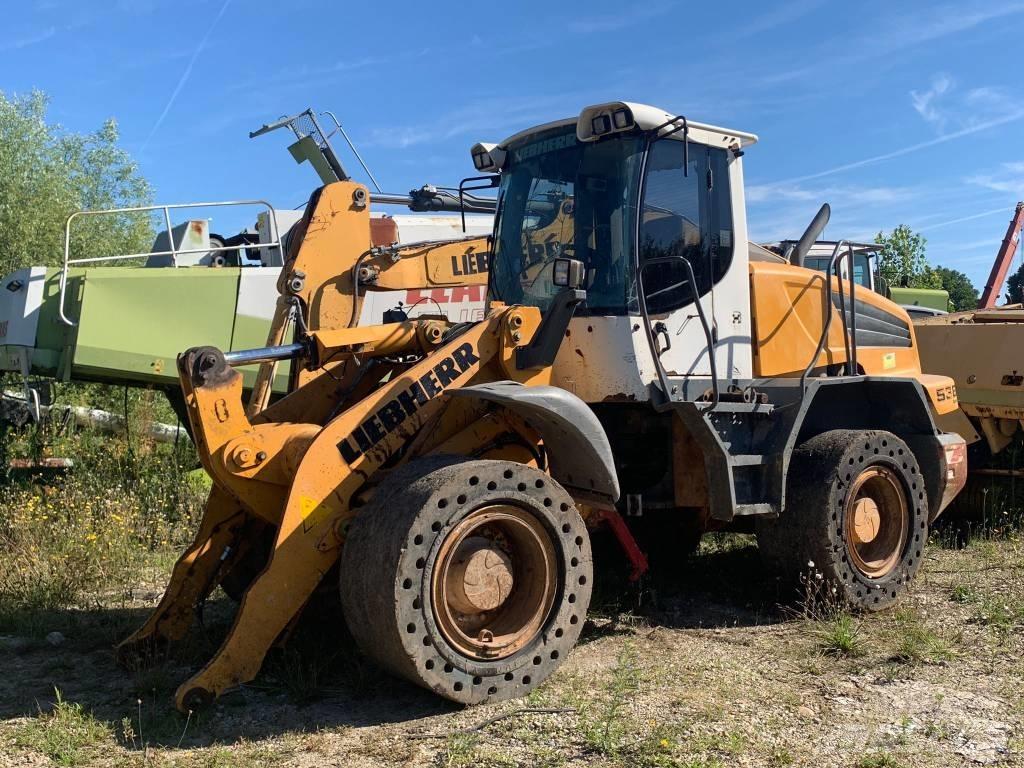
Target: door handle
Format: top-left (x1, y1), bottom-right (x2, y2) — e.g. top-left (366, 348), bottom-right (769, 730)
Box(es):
top-left (653, 321), bottom-right (671, 355)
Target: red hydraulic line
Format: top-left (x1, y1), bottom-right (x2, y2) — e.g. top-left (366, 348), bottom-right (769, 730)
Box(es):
top-left (979, 202), bottom-right (1024, 308)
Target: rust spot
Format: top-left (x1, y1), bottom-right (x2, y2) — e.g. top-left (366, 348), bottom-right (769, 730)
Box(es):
top-left (190, 220), bottom-right (204, 235)
top-left (601, 392), bottom-right (637, 402)
top-left (370, 216), bottom-right (399, 246)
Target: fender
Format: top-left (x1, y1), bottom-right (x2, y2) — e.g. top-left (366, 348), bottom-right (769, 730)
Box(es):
top-left (449, 381), bottom-right (620, 507)
top-left (789, 376), bottom-right (954, 521)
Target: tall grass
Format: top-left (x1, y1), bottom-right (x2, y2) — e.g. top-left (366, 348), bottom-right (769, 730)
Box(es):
top-left (0, 387), bottom-right (205, 629)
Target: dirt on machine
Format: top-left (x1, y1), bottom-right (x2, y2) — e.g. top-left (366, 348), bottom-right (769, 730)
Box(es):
top-left (119, 101), bottom-right (969, 712)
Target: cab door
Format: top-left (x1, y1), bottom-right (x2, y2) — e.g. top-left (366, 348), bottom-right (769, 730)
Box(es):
top-left (636, 140), bottom-right (751, 384)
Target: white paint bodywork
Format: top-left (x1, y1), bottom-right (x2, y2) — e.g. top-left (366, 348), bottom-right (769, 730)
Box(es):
top-left (0, 267), bottom-right (47, 348)
top-left (237, 214), bottom-right (494, 329)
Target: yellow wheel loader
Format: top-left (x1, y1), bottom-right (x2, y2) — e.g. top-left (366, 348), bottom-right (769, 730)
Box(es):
top-left (120, 102), bottom-right (968, 712)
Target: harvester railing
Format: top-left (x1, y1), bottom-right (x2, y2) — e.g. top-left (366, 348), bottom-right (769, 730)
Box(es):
top-left (58, 200), bottom-right (283, 327)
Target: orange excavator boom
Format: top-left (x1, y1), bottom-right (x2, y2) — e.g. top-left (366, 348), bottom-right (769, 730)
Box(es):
top-left (978, 201), bottom-right (1024, 308)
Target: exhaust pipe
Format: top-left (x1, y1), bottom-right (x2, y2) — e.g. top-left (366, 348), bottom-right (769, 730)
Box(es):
top-left (788, 203), bottom-right (831, 267)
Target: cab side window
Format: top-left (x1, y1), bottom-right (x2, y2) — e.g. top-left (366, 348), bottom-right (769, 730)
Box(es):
top-left (639, 142), bottom-right (733, 314)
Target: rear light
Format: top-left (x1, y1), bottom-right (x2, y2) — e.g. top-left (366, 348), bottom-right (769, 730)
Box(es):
top-left (936, 437), bottom-right (968, 518)
top-left (944, 440), bottom-right (966, 480)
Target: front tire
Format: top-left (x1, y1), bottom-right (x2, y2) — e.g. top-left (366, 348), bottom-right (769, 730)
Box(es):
top-left (757, 430), bottom-right (928, 611)
top-left (339, 457), bottom-right (592, 704)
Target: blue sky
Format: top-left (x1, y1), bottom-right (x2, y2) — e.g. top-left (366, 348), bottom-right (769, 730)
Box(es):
top-left (2, 0), bottom-right (1022, 288)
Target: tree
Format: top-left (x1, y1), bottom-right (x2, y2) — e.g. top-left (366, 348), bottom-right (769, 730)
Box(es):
top-left (1007, 263), bottom-right (1024, 305)
top-left (0, 90), bottom-right (152, 277)
top-left (932, 266), bottom-right (978, 312)
top-left (874, 225), bottom-right (942, 289)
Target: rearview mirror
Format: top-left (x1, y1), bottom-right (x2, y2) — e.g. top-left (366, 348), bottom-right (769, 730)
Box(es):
top-left (552, 258), bottom-right (586, 290)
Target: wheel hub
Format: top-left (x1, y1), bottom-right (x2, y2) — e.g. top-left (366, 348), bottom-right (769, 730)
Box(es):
top-left (431, 505), bottom-right (557, 661)
top-left (445, 537), bottom-right (514, 613)
top-left (843, 466), bottom-right (909, 579)
top-left (852, 497), bottom-right (881, 544)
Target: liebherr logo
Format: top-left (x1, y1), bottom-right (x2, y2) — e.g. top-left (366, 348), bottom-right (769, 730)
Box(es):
top-left (337, 342), bottom-right (480, 464)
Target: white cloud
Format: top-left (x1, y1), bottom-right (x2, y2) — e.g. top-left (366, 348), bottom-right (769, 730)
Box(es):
top-left (569, 3), bottom-right (675, 34)
top-left (363, 92), bottom-right (584, 150)
top-left (967, 162), bottom-right (1024, 197)
top-left (768, 107), bottom-right (1024, 187)
top-left (759, 2), bottom-right (1024, 86)
top-left (733, 0), bottom-right (824, 39)
top-left (747, 183), bottom-right (914, 206)
top-left (141, 0), bottom-right (232, 150)
top-left (917, 206), bottom-right (1017, 233)
top-left (0, 27), bottom-right (56, 53)
top-left (910, 74), bottom-right (953, 129)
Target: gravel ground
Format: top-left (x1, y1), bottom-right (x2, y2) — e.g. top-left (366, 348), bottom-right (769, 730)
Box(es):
top-left (1, 532), bottom-right (1021, 768)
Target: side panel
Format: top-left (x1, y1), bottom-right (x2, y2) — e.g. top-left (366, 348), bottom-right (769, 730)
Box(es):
top-left (0, 266), bottom-right (60, 377)
top-left (232, 268), bottom-right (292, 392)
top-left (749, 261), bottom-right (923, 378)
top-left (73, 268), bottom-right (239, 386)
top-left (0, 266), bottom-right (47, 347)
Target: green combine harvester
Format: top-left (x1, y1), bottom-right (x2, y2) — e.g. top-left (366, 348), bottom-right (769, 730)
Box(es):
top-left (0, 109), bottom-right (493, 427)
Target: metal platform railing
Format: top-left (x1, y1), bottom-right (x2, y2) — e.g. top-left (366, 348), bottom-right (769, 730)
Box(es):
top-left (57, 200), bottom-right (282, 327)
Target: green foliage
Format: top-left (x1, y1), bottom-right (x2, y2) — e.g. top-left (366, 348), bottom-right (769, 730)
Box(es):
top-left (1007, 261), bottom-right (1024, 305)
top-left (13, 689), bottom-right (112, 766)
top-left (857, 752), bottom-right (903, 768)
top-left (582, 643), bottom-right (641, 757)
top-left (890, 608), bottom-right (951, 663)
top-left (974, 592), bottom-right (1024, 634)
top-left (875, 225), bottom-right (941, 289)
top-left (0, 390), bottom-right (204, 628)
top-left (931, 266), bottom-right (978, 312)
top-left (438, 733), bottom-right (482, 768)
top-left (950, 584), bottom-right (974, 603)
top-left (814, 613), bottom-right (865, 657)
top-left (0, 90), bottom-right (153, 277)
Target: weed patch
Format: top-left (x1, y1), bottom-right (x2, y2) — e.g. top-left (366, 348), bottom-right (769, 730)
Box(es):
top-left (814, 613), bottom-right (865, 658)
top-left (889, 609), bottom-right (951, 663)
top-left (12, 689), bottom-right (112, 766)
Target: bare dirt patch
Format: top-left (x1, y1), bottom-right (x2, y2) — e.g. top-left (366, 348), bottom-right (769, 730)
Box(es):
top-left (0, 533), bottom-right (1021, 767)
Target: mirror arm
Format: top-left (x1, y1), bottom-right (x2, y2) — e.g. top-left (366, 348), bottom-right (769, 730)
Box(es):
top-left (516, 288), bottom-right (585, 370)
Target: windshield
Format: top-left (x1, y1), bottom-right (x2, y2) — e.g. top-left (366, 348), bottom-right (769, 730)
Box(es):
top-left (805, 252), bottom-right (873, 289)
top-left (490, 126), bottom-right (643, 314)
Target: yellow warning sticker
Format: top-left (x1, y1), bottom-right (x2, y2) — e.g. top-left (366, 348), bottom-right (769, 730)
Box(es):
top-left (882, 352), bottom-right (896, 370)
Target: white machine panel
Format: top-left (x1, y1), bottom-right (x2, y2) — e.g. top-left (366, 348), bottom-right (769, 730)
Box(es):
top-left (0, 267), bottom-right (47, 348)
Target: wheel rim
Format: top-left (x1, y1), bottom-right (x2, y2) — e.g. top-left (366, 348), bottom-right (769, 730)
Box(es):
top-left (431, 504), bottom-right (558, 660)
top-left (843, 466), bottom-right (909, 579)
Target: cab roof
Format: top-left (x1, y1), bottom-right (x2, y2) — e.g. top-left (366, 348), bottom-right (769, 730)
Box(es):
top-left (497, 101), bottom-right (758, 151)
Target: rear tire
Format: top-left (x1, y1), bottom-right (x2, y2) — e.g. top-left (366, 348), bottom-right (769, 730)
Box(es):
top-left (757, 430), bottom-right (928, 611)
top-left (339, 457), bottom-right (592, 704)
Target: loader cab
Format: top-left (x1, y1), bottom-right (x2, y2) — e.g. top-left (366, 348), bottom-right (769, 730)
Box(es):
top-left (477, 102), bottom-right (758, 402)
